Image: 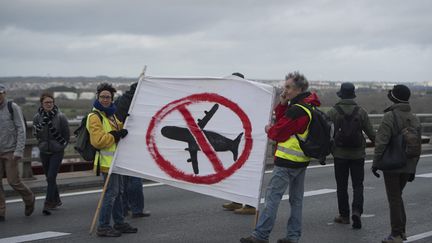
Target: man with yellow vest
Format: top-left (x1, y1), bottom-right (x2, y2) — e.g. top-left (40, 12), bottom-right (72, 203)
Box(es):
top-left (241, 72), bottom-right (321, 243)
top-left (87, 83), bottom-right (138, 237)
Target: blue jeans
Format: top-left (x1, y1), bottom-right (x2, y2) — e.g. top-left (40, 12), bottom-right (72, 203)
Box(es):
top-left (98, 173), bottom-right (124, 228)
top-left (252, 166), bottom-right (306, 242)
top-left (122, 176), bottom-right (144, 214)
top-left (40, 151), bottom-right (64, 204)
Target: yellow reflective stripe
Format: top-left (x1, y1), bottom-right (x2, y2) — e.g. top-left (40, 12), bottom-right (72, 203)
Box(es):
top-left (277, 145), bottom-right (305, 157)
top-left (100, 151), bottom-right (115, 157)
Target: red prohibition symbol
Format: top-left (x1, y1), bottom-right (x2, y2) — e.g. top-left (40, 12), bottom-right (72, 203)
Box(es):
top-left (146, 93), bottom-right (253, 184)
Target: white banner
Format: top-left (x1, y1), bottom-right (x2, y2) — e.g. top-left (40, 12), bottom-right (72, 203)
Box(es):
top-left (111, 76), bottom-right (274, 207)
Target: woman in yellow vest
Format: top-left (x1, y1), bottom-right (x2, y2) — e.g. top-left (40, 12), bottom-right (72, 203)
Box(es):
top-left (241, 71), bottom-right (322, 243)
top-left (87, 83), bottom-right (137, 237)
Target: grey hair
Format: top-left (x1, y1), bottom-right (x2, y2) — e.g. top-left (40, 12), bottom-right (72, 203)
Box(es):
top-left (285, 71), bottom-right (308, 91)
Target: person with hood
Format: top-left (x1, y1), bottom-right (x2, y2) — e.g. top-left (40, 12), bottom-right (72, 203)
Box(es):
top-left (114, 82), bottom-right (151, 218)
top-left (88, 83), bottom-right (138, 237)
top-left (0, 83), bottom-right (35, 222)
top-left (33, 92), bottom-right (70, 215)
top-left (326, 83), bottom-right (375, 229)
top-left (372, 85), bottom-right (421, 243)
top-left (241, 71), bottom-right (319, 243)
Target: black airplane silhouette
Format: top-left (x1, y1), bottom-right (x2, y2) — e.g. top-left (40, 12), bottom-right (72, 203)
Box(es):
top-left (161, 104), bottom-right (243, 175)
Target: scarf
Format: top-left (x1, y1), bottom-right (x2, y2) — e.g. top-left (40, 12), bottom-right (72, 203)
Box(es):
top-left (93, 99), bottom-right (116, 117)
top-left (33, 106), bottom-right (67, 146)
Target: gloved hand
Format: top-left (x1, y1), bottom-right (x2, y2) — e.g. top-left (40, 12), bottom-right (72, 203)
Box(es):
top-left (118, 129), bottom-right (128, 138)
top-left (371, 166), bottom-right (380, 178)
top-left (109, 131), bottom-right (121, 143)
top-left (407, 173), bottom-right (415, 182)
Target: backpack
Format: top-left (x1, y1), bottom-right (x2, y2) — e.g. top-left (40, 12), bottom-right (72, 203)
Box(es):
top-left (294, 103), bottom-right (334, 159)
top-left (333, 106), bottom-right (363, 148)
top-left (7, 101), bottom-right (27, 128)
top-left (74, 111), bottom-right (103, 161)
top-left (393, 111), bottom-right (422, 158)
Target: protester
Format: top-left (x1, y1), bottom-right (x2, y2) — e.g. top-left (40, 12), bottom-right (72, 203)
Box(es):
top-left (88, 83), bottom-right (137, 237)
top-left (372, 85), bottom-right (421, 243)
top-left (221, 72), bottom-right (256, 215)
top-left (0, 83), bottom-right (35, 222)
top-left (241, 72), bottom-right (319, 243)
top-left (114, 82), bottom-right (150, 218)
top-left (326, 82), bottom-right (375, 229)
top-left (33, 93), bottom-right (70, 215)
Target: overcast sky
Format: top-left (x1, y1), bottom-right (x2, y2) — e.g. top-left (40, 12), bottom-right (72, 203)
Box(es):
top-left (0, 0), bottom-right (431, 82)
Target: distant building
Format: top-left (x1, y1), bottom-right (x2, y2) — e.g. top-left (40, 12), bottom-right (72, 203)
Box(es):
top-left (53, 91), bottom-right (78, 100)
top-left (79, 92), bottom-right (95, 100)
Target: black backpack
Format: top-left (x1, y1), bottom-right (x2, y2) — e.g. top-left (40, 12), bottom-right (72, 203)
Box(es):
top-left (333, 106), bottom-right (363, 148)
top-left (294, 103), bottom-right (334, 159)
top-left (74, 111), bottom-right (103, 161)
top-left (394, 111), bottom-right (422, 158)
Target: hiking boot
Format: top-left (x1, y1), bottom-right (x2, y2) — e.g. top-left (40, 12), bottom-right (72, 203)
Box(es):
top-left (132, 211), bottom-right (151, 218)
top-left (382, 234), bottom-right (403, 243)
top-left (401, 232), bottom-right (407, 241)
top-left (352, 213), bottom-right (362, 229)
top-left (25, 195), bottom-right (35, 216)
top-left (334, 215), bottom-right (350, 224)
top-left (239, 235), bottom-right (269, 243)
top-left (96, 227), bottom-right (122, 237)
top-left (234, 206), bottom-right (256, 215)
top-left (223, 202), bottom-right (242, 211)
top-left (113, 222), bottom-right (138, 233)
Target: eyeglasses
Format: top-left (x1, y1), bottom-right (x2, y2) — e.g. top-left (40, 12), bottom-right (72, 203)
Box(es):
top-left (43, 101), bottom-right (54, 104)
top-left (99, 95), bottom-right (112, 100)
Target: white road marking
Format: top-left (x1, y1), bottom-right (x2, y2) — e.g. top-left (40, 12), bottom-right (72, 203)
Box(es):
top-left (260, 188), bottom-right (336, 203)
top-left (361, 214), bottom-right (375, 218)
top-left (417, 173), bottom-right (432, 178)
top-left (0, 231), bottom-right (70, 243)
top-left (6, 182), bottom-right (164, 204)
top-left (406, 230), bottom-right (432, 242)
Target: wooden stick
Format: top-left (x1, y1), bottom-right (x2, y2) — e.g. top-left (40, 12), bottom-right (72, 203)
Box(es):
top-left (89, 172), bottom-right (112, 235)
top-left (254, 209), bottom-right (260, 228)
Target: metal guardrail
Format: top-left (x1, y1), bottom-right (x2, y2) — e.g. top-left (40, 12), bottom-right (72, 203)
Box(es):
top-left (18, 114), bottom-right (432, 179)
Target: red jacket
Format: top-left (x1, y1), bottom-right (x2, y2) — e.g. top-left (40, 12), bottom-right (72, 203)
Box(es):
top-left (267, 92), bottom-right (321, 142)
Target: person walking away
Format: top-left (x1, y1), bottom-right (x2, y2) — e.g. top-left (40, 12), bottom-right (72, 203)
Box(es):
top-left (88, 83), bottom-right (137, 237)
top-left (241, 71), bottom-right (319, 243)
top-left (33, 93), bottom-right (70, 215)
top-left (326, 82), bottom-right (375, 229)
top-left (372, 85), bottom-right (421, 243)
top-left (0, 83), bottom-right (35, 222)
top-left (114, 82), bottom-right (150, 218)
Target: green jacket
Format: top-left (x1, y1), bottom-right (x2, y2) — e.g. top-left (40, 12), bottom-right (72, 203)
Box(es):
top-left (372, 103), bottom-right (421, 173)
top-left (327, 99), bottom-right (375, 159)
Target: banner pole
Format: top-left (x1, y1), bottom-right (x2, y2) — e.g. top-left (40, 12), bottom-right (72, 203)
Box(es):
top-left (89, 169), bottom-right (112, 234)
top-left (253, 86), bottom-right (277, 227)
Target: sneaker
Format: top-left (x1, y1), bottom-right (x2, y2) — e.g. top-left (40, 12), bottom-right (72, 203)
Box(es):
top-left (382, 235), bottom-right (403, 243)
top-left (113, 222), bottom-right (138, 233)
top-left (352, 214), bottom-right (362, 229)
top-left (277, 238), bottom-right (298, 243)
top-left (334, 215), bottom-right (350, 224)
top-left (132, 211), bottom-right (151, 218)
top-left (96, 227), bottom-right (122, 237)
top-left (223, 202), bottom-right (242, 211)
top-left (240, 236), bottom-right (269, 243)
top-left (25, 195), bottom-right (35, 216)
top-left (234, 206), bottom-right (256, 215)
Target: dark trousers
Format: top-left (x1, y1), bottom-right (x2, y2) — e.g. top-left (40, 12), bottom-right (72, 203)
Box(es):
top-left (334, 158), bottom-right (364, 217)
top-left (383, 172), bottom-right (410, 236)
top-left (40, 151), bottom-right (64, 204)
top-left (122, 176), bottom-right (144, 214)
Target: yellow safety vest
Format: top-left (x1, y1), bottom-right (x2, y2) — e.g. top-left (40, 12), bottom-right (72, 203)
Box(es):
top-left (274, 104), bottom-right (312, 163)
top-left (86, 111), bottom-right (117, 174)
